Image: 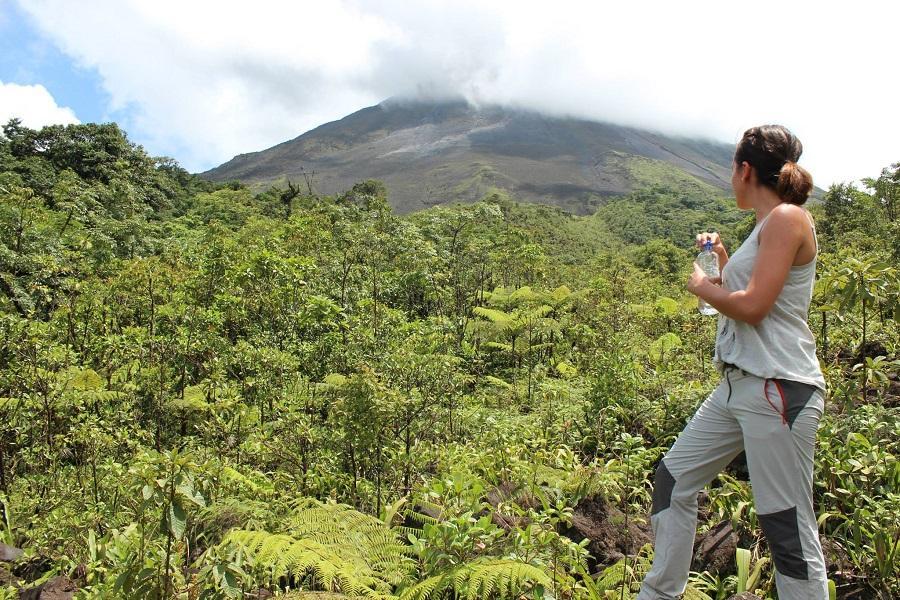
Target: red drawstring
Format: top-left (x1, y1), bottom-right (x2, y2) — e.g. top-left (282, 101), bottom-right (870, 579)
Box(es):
top-left (764, 379), bottom-right (788, 425)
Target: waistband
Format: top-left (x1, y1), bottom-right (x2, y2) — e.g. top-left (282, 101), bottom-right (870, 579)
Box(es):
top-left (720, 361), bottom-right (755, 378)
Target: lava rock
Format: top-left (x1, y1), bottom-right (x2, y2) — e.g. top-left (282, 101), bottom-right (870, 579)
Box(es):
top-left (19, 575), bottom-right (77, 600)
top-left (0, 544), bottom-right (22, 563)
top-left (561, 495), bottom-right (652, 570)
top-left (692, 520), bottom-right (738, 575)
top-left (485, 482), bottom-right (530, 530)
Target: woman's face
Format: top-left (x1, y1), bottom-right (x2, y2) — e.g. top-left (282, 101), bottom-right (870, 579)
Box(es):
top-left (732, 159), bottom-right (750, 210)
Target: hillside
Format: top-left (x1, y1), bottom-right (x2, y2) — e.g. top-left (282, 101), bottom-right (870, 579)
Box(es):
top-left (202, 98), bottom-right (735, 214)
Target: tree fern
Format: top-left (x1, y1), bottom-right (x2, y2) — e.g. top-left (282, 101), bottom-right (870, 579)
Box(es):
top-left (399, 558), bottom-right (551, 600)
top-left (288, 500), bottom-right (411, 581)
top-left (224, 530), bottom-right (379, 595)
top-left (472, 307), bottom-right (515, 328)
top-left (219, 500), bottom-right (411, 596)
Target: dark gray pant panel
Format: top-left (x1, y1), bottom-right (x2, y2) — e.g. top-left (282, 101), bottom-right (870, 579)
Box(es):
top-left (651, 460), bottom-right (676, 516)
top-left (773, 379), bottom-right (818, 429)
top-left (759, 506), bottom-right (809, 580)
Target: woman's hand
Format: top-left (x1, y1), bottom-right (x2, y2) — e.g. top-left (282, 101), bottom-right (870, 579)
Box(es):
top-left (696, 231), bottom-right (729, 270)
top-left (687, 262), bottom-right (721, 297)
top-left (696, 231), bottom-right (726, 256)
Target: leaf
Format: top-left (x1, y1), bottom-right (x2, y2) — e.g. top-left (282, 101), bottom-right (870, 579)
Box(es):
top-left (168, 390), bottom-right (209, 413)
top-left (177, 481), bottom-right (206, 507)
top-left (747, 556), bottom-right (768, 592)
top-left (88, 529), bottom-right (97, 562)
top-left (169, 501), bottom-right (187, 540)
top-left (736, 547), bottom-right (750, 592)
top-left (682, 584), bottom-right (713, 600)
top-left (222, 571), bottom-right (241, 598)
top-left (555, 361), bottom-right (578, 378)
top-left (549, 285), bottom-right (572, 303)
top-left (649, 333), bottom-right (682, 364)
top-left (654, 296), bottom-right (680, 317)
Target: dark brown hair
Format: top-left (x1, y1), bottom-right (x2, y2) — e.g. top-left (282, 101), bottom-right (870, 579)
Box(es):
top-left (734, 124), bottom-right (813, 205)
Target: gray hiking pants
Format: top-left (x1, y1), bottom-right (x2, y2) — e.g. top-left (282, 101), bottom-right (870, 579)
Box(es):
top-left (637, 365), bottom-right (827, 600)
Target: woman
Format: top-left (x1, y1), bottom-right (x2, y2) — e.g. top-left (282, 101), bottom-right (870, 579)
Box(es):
top-left (637, 125), bottom-right (827, 600)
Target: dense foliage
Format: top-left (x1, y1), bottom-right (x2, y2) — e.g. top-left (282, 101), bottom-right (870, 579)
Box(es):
top-left (0, 120), bottom-right (898, 599)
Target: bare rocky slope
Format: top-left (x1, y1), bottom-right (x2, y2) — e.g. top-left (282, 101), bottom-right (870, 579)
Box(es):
top-left (202, 98), bottom-right (735, 214)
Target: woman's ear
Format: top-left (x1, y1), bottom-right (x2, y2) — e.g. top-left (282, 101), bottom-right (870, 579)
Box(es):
top-left (740, 161), bottom-right (753, 183)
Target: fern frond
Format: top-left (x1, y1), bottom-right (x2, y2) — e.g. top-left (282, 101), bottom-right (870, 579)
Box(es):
top-left (288, 500), bottom-right (410, 574)
top-left (682, 583), bottom-right (714, 600)
top-left (549, 285), bottom-right (572, 304)
top-left (222, 500), bottom-right (411, 595)
top-left (509, 286), bottom-right (539, 304)
top-left (224, 530), bottom-right (365, 593)
top-left (404, 502), bottom-right (443, 526)
top-left (473, 307), bottom-right (513, 325)
top-left (398, 574), bottom-right (444, 600)
top-left (399, 559), bottom-right (551, 600)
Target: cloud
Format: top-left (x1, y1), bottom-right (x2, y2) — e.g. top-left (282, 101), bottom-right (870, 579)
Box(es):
top-left (15, 0), bottom-right (900, 185)
top-left (0, 80), bottom-right (79, 127)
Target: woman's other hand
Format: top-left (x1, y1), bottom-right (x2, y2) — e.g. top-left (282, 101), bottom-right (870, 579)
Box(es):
top-left (687, 262), bottom-right (721, 296)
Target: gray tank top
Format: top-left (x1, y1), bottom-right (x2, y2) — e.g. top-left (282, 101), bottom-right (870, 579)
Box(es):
top-left (713, 211), bottom-right (826, 390)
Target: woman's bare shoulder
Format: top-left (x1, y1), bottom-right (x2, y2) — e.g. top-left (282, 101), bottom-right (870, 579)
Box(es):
top-left (768, 203), bottom-right (813, 231)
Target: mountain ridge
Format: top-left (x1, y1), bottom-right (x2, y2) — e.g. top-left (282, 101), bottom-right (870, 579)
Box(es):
top-left (202, 98), bottom-right (737, 214)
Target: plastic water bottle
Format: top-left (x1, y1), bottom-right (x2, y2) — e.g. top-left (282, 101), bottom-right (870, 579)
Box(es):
top-left (697, 240), bottom-right (719, 316)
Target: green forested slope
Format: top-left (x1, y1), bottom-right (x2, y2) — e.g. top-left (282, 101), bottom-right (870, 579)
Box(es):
top-left (0, 120), bottom-right (898, 599)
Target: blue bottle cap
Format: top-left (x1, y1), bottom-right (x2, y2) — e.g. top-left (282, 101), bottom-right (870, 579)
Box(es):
top-left (703, 240), bottom-right (713, 251)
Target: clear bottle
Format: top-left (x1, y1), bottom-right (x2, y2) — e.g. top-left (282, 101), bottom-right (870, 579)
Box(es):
top-left (697, 240), bottom-right (719, 316)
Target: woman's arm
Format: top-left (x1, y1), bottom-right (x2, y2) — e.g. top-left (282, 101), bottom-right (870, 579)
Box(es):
top-left (688, 206), bottom-right (807, 326)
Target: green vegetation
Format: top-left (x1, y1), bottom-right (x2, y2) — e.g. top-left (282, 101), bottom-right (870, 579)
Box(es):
top-left (0, 119), bottom-right (898, 599)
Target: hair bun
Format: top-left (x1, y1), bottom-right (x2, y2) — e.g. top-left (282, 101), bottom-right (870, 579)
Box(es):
top-left (776, 161), bottom-right (813, 205)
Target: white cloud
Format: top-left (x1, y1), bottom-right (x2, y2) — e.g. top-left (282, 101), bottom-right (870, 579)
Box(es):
top-left (16, 0), bottom-right (900, 185)
top-left (0, 80), bottom-right (80, 128)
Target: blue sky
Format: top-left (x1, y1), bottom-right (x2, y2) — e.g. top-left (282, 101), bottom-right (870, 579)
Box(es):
top-left (1, 0), bottom-right (898, 184)
top-left (0, 1), bottom-right (109, 123)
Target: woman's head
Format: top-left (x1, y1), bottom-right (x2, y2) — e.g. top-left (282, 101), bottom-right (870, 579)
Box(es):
top-left (733, 125), bottom-right (813, 205)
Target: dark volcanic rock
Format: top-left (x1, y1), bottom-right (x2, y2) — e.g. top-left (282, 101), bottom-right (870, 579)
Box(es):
top-left (485, 481), bottom-right (532, 530)
top-left (562, 496), bottom-right (652, 569)
top-left (821, 536), bottom-right (851, 574)
top-left (693, 520), bottom-right (738, 575)
top-left (0, 543), bottom-right (23, 562)
top-left (11, 556), bottom-right (53, 583)
top-left (19, 575), bottom-right (77, 600)
top-left (0, 564), bottom-right (16, 588)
